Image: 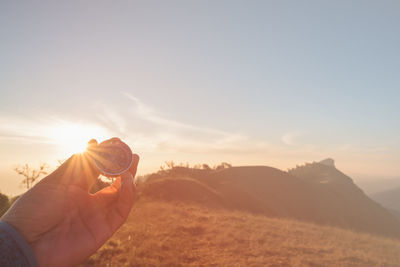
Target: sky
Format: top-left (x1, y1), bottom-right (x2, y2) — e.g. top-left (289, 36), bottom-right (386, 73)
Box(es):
top-left (1, 1), bottom-right (399, 195)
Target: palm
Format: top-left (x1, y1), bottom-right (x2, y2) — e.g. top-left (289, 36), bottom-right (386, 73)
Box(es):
top-left (2, 150), bottom-right (139, 267)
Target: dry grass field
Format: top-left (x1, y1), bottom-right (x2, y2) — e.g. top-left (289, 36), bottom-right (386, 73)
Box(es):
top-left (82, 198), bottom-right (400, 267)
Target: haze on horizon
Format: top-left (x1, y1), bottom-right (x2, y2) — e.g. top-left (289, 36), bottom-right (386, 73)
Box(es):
top-left (1, 1), bottom-right (399, 195)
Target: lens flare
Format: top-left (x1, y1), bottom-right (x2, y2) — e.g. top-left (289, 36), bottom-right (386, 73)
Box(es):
top-left (48, 122), bottom-right (109, 157)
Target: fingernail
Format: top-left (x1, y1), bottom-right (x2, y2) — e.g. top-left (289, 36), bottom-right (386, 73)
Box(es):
top-left (88, 139), bottom-right (98, 146)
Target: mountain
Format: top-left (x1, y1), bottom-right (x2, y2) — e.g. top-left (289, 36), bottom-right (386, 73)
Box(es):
top-left (140, 161), bottom-right (400, 238)
top-left (288, 161), bottom-right (400, 237)
top-left (371, 187), bottom-right (400, 220)
top-left (318, 158), bottom-right (335, 167)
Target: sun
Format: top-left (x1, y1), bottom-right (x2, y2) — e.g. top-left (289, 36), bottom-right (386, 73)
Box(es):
top-left (48, 122), bottom-right (109, 157)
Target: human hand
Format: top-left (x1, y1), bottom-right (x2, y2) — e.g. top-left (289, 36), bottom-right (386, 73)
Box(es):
top-left (1, 140), bottom-right (139, 267)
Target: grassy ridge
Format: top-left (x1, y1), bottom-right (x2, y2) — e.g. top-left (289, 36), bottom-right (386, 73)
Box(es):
top-left (140, 165), bottom-right (400, 238)
top-left (83, 198), bottom-right (400, 267)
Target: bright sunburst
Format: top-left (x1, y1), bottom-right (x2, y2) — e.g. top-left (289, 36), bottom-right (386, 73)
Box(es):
top-left (48, 122), bottom-right (109, 157)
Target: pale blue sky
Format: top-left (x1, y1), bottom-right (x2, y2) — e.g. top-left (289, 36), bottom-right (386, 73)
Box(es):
top-left (1, 1), bottom-right (399, 194)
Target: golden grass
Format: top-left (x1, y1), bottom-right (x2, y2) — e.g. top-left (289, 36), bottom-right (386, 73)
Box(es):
top-left (82, 198), bottom-right (400, 267)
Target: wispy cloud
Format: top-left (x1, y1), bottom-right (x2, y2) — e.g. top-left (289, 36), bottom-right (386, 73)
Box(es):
top-left (95, 92), bottom-right (270, 154)
top-left (0, 115), bottom-right (109, 147)
top-left (1, 93), bottom-right (395, 178)
top-left (123, 93), bottom-right (233, 136)
top-left (281, 131), bottom-right (302, 145)
top-left (0, 116), bottom-right (53, 144)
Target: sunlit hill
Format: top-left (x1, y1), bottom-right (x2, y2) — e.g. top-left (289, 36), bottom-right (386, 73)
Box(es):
top-left (81, 160), bottom-right (400, 266)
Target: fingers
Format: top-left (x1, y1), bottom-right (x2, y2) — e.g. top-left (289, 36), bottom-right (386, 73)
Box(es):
top-left (119, 172), bottom-right (136, 212)
top-left (40, 140), bottom-right (138, 195)
top-left (129, 154), bottom-right (140, 179)
top-left (41, 140), bottom-right (100, 191)
top-left (93, 178), bottom-right (121, 207)
top-left (107, 172), bottom-right (136, 232)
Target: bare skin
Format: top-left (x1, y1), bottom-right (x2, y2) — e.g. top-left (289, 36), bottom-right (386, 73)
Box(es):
top-left (1, 140), bottom-right (139, 267)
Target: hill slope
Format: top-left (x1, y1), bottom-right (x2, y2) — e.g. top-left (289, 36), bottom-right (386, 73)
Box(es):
top-left (81, 163), bottom-right (400, 266)
top-left (83, 200), bottom-right (400, 267)
top-left (288, 161), bottom-right (400, 237)
top-left (142, 164), bottom-right (400, 238)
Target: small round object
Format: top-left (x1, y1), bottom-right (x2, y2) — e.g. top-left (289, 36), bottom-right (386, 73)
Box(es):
top-left (91, 138), bottom-right (133, 177)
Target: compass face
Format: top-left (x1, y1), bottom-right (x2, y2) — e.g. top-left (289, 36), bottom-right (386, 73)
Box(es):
top-left (91, 138), bottom-right (133, 176)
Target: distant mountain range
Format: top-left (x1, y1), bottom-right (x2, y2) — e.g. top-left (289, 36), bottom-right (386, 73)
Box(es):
top-left (371, 187), bottom-right (400, 221)
top-left (356, 177), bottom-right (400, 195)
top-left (140, 159), bottom-right (400, 238)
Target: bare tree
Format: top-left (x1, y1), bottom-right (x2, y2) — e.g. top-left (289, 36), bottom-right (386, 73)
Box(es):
top-left (14, 163), bottom-right (48, 190)
top-left (165, 160), bottom-right (175, 169)
top-left (214, 162), bottom-right (232, 170)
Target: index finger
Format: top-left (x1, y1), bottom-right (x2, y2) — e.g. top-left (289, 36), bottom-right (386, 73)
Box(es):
top-left (40, 141), bottom-right (100, 191)
top-left (107, 172), bottom-right (136, 232)
top-left (129, 154), bottom-right (140, 178)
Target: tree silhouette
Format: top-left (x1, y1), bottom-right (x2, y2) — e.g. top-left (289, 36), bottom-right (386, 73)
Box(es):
top-left (214, 162), bottom-right (232, 170)
top-left (14, 163), bottom-right (48, 190)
